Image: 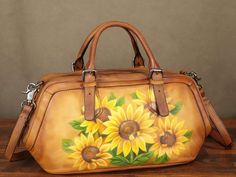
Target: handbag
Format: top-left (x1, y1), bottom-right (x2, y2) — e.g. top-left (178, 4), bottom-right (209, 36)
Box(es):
top-left (5, 21), bottom-right (232, 174)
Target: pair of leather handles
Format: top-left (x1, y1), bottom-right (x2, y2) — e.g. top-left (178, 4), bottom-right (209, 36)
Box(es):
top-left (73, 21), bottom-right (160, 71)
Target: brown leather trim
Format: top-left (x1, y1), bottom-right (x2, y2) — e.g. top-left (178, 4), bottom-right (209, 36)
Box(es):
top-left (5, 105), bottom-right (33, 161)
top-left (151, 72), bottom-right (169, 117)
top-left (203, 97), bottom-right (232, 147)
top-left (84, 73), bottom-right (96, 121)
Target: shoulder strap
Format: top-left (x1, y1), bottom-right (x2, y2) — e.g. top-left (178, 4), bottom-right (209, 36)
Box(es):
top-left (5, 104), bottom-right (33, 161)
top-left (202, 96), bottom-right (232, 148)
top-left (199, 88), bottom-right (232, 148)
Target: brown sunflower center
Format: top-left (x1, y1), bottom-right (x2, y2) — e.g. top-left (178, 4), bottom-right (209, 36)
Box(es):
top-left (82, 146), bottom-right (99, 162)
top-left (119, 120), bottom-right (140, 140)
top-left (160, 132), bottom-right (176, 147)
top-left (144, 102), bottom-right (157, 113)
top-left (95, 107), bottom-right (111, 122)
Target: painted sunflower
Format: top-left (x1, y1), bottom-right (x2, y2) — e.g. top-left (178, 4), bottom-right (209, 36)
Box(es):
top-left (133, 89), bottom-right (175, 114)
top-left (150, 115), bottom-right (190, 159)
top-left (68, 133), bottom-right (112, 170)
top-left (80, 96), bottom-right (116, 134)
top-left (103, 104), bottom-right (156, 157)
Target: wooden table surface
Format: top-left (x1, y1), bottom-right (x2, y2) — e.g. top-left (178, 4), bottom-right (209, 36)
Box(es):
top-left (0, 118), bottom-right (235, 177)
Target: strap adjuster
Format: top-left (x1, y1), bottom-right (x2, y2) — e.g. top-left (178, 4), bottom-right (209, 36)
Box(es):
top-left (82, 69), bottom-right (97, 81)
top-left (149, 68), bottom-right (163, 78)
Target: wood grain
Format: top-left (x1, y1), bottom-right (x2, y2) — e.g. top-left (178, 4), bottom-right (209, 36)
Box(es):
top-left (0, 119), bottom-right (235, 177)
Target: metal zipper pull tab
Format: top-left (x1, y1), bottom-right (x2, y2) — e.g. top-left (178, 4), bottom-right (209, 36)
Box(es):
top-left (21, 81), bottom-right (43, 107)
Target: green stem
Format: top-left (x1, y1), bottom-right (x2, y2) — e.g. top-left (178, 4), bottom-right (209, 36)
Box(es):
top-left (130, 150), bottom-right (134, 164)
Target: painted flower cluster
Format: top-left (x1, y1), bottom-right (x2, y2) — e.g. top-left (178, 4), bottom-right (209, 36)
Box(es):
top-left (62, 89), bottom-right (192, 170)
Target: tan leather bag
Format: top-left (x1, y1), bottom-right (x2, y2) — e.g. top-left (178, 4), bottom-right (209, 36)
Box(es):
top-left (5, 21), bottom-right (232, 174)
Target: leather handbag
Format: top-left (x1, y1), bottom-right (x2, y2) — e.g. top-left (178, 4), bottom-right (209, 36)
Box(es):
top-left (5, 21), bottom-right (232, 174)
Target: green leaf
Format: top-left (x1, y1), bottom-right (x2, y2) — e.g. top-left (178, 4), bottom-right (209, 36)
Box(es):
top-left (62, 139), bottom-right (74, 153)
top-left (156, 153), bottom-right (169, 163)
top-left (111, 155), bottom-right (130, 166)
top-left (184, 130), bottom-right (192, 139)
top-left (130, 92), bottom-right (139, 99)
top-left (170, 101), bottom-right (183, 115)
top-left (115, 96), bottom-right (125, 107)
top-left (70, 120), bottom-right (86, 132)
top-left (108, 93), bottom-right (116, 101)
top-left (132, 152), bottom-right (153, 165)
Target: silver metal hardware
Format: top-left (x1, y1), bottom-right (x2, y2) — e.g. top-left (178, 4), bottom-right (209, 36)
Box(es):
top-left (149, 68), bottom-right (163, 78)
top-left (181, 71), bottom-right (202, 88)
top-left (72, 62), bottom-right (75, 72)
top-left (21, 81), bottom-right (43, 107)
top-left (82, 69), bottom-right (97, 81)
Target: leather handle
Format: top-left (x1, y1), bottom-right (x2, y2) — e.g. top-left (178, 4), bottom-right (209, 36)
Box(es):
top-left (73, 22), bottom-right (145, 70)
top-left (82, 21), bottom-right (168, 121)
top-left (86, 21), bottom-right (160, 70)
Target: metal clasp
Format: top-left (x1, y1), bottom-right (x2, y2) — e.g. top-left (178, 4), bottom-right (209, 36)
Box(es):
top-left (149, 68), bottom-right (163, 78)
top-left (181, 71), bottom-right (202, 88)
top-left (82, 69), bottom-right (97, 81)
top-left (21, 81), bottom-right (43, 107)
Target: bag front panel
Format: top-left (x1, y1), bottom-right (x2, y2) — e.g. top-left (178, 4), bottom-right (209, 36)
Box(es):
top-left (29, 82), bottom-right (205, 174)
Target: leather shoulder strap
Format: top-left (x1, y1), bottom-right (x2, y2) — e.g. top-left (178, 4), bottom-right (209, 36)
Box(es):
top-left (203, 96), bottom-right (232, 148)
top-left (5, 105), bottom-right (33, 161)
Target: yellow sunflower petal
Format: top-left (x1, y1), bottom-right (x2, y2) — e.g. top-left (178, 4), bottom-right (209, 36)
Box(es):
top-left (105, 132), bottom-right (119, 142)
top-left (94, 137), bottom-right (103, 147)
top-left (117, 141), bottom-right (123, 155)
top-left (68, 152), bottom-right (81, 159)
top-left (100, 144), bottom-right (111, 152)
top-left (107, 100), bottom-right (116, 108)
top-left (87, 133), bottom-right (94, 145)
top-left (158, 118), bottom-right (165, 131)
top-left (91, 124), bottom-right (99, 134)
top-left (97, 152), bottom-right (112, 159)
top-left (74, 137), bottom-right (83, 148)
top-left (78, 160), bottom-right (87, 170)
top-left (165, 117), bottom-right (171, 130)
top-left (140, 133), bottom-right (155, 144)
top-left (134, 106), bottom-right (144, 123)
top-left (103, 126), bottom-right (118, 134)
top-left (117, 107), bottom-right (126, 121)
top-left (131, 139), bottom-right (139, 155)
top-left (140, 119), bottom-right (154, 129)
top-left (158, 147), bottom-right (165, 157)
top-left (80, 121), bottom-right (88, 127)
top-left (110, 137), bottom-right (121, 150)
top-left (133, 99), bottom-right (147, 106)
top-left (95, 159), bottom-right (108, 167)
top-left (123, 140), bottom-right (131, 157)
top-left (101, 96), bottom-right (108, 106)
top-left (174, 121), bottom-right (184, 132)
top-left (126, 104), bottom-right (134, 120)
top-left (87, 162), bottom-right (97, 170)
top-left (177, 136), bottom-right (189, 143)
top-left (149, 89), bottom-right (155, 101)
top-left (136, 137), bottom-right (147, 152)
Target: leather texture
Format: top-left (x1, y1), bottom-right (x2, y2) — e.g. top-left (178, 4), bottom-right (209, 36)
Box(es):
top-left (5, 21), bottom-right (232, 174)
top-left (73, 22), bottom-right (145, 71)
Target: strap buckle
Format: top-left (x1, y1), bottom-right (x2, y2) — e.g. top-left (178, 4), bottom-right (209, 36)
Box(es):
top-left (149, 68), bottom-right (163, 78)
top-left (82, 69), bottom-right (97, 81)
